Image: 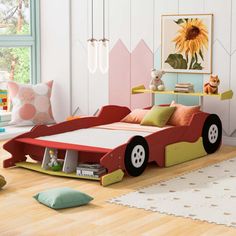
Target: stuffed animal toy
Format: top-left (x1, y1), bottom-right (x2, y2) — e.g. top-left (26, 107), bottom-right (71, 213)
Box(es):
top-left (0, 174), bottom-right (6, 189)
top-left (149, 69), bottom-right (165, 91)
top-left (204, 75), bottom-right (220, 94)
top-left (48, 149), bottom-right (63, 171)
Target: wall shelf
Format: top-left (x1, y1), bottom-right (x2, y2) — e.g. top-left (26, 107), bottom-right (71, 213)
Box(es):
top-left (132, 85), bottom-right (233, 101)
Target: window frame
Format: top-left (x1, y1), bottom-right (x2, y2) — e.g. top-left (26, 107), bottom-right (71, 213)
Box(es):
top-left (0, 0), bottom-right (40, 84)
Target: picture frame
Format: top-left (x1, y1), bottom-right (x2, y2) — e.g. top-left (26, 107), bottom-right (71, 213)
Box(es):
top-left (161, 14), bottom-right (213, 74)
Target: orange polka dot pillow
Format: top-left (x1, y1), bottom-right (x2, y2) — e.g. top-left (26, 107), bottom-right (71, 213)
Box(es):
top-left (8, 81), bottom-right (55, 126)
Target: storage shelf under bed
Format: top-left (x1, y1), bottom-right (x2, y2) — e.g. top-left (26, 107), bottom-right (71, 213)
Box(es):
top-left (15, 162), bottom-right (100, 181)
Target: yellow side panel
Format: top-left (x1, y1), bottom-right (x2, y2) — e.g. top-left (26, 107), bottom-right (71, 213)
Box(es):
top-left (101, 169), bottom-right (124, 187)
top-left (165, 137), bottom-right (207, 167)
top-left (220, 90), bottom-right (233, 100)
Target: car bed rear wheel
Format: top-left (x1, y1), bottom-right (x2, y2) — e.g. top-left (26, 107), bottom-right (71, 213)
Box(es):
top-left (124, 136), bottom-right (149, 177)
top-left (202, 114), bottom-right (222, 154)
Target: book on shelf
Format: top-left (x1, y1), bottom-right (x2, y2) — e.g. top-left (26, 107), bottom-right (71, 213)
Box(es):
top-left (174, 89), bottom-right (194, 93)
top-left (174, 88), bottom-right (194, 93)
top-left (175, 85), bottom-right (194, 89)
top-left (77, 163), bottom-right (104, 171)
top-left (78, 163), bottom-right (102, 168)
top-left (174, 83), bottom-right (194, 93)
top-left (76, 170), bottom-right (106, 178)
top-left (76, 173), bottom-right (104, 178)
top-left (175, 82), bottom-right (192, 86)
top-left (76, 163), bottom-right (107, 177)
top-left (76, 168), bottom-right (106, 175)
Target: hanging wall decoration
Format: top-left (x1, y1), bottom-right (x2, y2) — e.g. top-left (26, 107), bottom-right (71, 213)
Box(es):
top-left (161, 14), bottom-right (213, 74)
top-left (87, 0), bottom-right (98, 74)
top-left (99, 0), bottom-right (109, 73)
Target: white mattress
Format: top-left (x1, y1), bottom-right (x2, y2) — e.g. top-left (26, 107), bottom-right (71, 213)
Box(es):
top-left (36, 123), bottom-right (170, 149)
top-left (36, 128), bottom-right (151, 149)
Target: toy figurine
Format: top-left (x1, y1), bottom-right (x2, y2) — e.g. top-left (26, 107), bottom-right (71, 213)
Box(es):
top-left (48, 149), bottom-right (63, 171)
top-left (149, 69), bottom-right (165, 91)
top-left (204, 75), bottom-right (220, 94)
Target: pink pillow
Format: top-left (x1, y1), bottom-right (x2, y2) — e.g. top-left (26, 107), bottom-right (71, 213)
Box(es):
top-left (8, 81), bottom-right (55, 126)
top-left (121, 109), bottom-right (149, 124)
top-left (168, 101), bottom-right (200, 126)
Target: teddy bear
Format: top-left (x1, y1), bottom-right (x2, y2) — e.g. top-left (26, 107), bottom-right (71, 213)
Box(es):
top-left (149, 69), bottom-right (165, 91)
top-left (204, 75), bottom-right (220, 94)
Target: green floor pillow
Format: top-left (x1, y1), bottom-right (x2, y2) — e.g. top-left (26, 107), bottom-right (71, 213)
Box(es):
top-left (34, 187), bottom-right (93, 209)
top-left (0, 175), bottom-right (6, 189)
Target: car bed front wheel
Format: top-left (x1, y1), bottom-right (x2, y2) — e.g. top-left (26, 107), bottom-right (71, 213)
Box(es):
top-left (202, 114), bottom-right (222, 154)
top-left (124, 136), bottom-right (149, 177)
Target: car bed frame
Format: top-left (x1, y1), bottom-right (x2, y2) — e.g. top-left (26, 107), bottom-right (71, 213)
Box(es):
top-left (3, 105), bottom-right (222, 186)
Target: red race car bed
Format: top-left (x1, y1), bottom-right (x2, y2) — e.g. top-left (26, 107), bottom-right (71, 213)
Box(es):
top-left (3, 105), bottom-right (222, 186)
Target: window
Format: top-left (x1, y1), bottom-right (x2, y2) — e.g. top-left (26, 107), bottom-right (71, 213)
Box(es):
top-left (0, 0), bottom-right (40, 84)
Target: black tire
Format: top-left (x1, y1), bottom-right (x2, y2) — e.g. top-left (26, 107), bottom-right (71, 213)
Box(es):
top-left (124, 136), bottom-right (149, 177)
top-left (202, 114), bottom-right (222, 154)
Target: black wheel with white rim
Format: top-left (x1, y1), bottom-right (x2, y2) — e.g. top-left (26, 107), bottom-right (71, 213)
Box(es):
top-left (124, 136), bottom-right (149, 177)
top-left (202, 114), bottom-right (222, 154)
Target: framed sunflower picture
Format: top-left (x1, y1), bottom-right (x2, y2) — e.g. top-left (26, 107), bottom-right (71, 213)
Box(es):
top-left (161, 14), bottom-right (213, 74)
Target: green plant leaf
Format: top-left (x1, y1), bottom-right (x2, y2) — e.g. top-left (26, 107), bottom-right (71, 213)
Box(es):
top-left (165, 54), bottom-right (188, 69)
top-left (195, 53), bottom-right (198, 63)
top-left (192, 62), bottom-right (203, 70)
top-left (174, 19), bottom-right (184, 24)
top-left (185, 52), bottom-right (189, 65)
top-left (189, 56), bottom-right (195, 70)
top-left (199, 50), bottom-right (204, 61)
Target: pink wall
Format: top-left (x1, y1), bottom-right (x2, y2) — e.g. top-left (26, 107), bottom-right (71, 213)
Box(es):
top-left (109, 39), bottom-right (153, 109)
top-left (131, 40), bottom-right (153, 109)
top-left (109, 40), bottom-right (131, 107)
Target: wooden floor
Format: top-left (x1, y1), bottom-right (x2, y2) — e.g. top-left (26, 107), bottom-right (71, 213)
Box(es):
top-left (1, 141), bottom-right (236, 236)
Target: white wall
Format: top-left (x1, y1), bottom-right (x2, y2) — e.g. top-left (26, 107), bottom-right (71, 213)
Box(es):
top-left (40, 0), bottom-right (236, 145)
top-left (40, 0), bottom-right (71, 122)
top-left (71, 0), bottom-right (109, 116)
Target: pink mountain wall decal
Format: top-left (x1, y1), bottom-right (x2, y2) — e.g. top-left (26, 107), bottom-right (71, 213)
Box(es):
top-left (109, 40), bottom-right (131, 107)
top-left (131, 40), bottom-right (153, 109)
